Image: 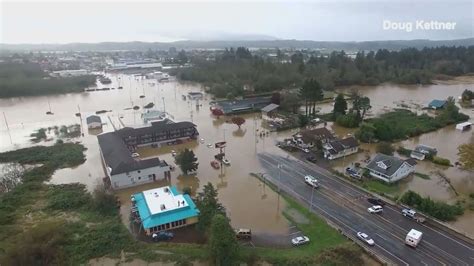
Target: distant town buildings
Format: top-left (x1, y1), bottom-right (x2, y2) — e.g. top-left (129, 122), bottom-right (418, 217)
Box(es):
top-left (131, 186), bottom-right (200, 235)
top-left (50, 69), bottom-right (89, 77)
top-left (366, 153), bottom-right (417, 183)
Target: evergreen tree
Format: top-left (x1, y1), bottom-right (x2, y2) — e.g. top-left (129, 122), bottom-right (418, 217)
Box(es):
top-left (175, 148), bottom-right (199, 175)
top-left (196, 182), bottom-right (226, 233)
top-left (209, 214), bottom-right (240, 266)
top-left (333, 93), bottom-right (348, 118)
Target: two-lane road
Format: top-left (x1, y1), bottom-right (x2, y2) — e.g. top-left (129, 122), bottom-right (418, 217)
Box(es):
top-left (257, 153), bottom-right (474, 265)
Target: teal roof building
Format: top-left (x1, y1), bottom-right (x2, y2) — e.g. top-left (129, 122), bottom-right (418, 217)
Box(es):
top-left (132, 186), bottom-right (200, 232)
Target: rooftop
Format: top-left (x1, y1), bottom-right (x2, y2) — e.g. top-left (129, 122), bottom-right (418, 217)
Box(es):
top-left (97, 132), bottom-right (167, 175)
top-left (261, 103), bottom-right (280, 113)
top-left (428, 99), bottom-right (446, 108)
top-left (366, 153), bottom-right (415, 177)
top-left (133, 186), bottom-right (200, 229)
top-left (86, 115), bottom-right (101, 124)
top-left (214, 97), bottom-right (272, 114)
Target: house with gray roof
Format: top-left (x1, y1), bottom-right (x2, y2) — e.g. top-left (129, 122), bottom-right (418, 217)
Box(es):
top-left (293, 127), bottom-right (335, 149)
top-left (366, 153), bottom-right (417, 183)
top-left (322, 137), bottom-right (359, 160)
top-left (212, 97), bottom-right (272, 115)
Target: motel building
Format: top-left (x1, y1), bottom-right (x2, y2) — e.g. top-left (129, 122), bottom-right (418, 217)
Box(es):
top-left (131, 186), bottom-right (200, 235)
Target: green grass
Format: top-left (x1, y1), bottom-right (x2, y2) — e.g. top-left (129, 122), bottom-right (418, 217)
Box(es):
top-left (362, 179), bottom-right (400, 198)
top-left (414, 172), bottom-right (431, 180)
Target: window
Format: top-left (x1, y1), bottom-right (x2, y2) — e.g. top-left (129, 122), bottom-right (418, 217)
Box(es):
top-left (138, 176), bottom-right (141, 180)
top-left (166, 223), bottom-right (170, 229)
top-left (137, 170), bottom-right (141, 173)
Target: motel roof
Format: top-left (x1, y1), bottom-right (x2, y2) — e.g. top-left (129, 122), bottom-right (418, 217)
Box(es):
top-left (428, 99), bottom-right (446, 108)
top-left (133, 186), bottom-right (200, 229)
top-left (97, 132), bottom-right (167, 175)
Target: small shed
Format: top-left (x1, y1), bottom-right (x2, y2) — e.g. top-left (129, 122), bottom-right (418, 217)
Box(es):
top-left (86, 115), bottom-right (102, 129)
top-left (428, 99), bottom-right (447, 110)
top-left (456, 122), bottom-right (472, 131)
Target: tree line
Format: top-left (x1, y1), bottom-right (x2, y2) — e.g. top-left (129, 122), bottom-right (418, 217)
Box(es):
top-left (0, 62), bottom-right (96, 98)
top-left (178, 46), bottom-right (474, 98)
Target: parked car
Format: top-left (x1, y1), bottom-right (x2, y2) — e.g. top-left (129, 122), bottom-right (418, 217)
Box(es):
top-left (207, 143), bottom-right (213, 148)
top-left (131, 152), bottom-right (140, 158)
top-left (304, 175), bottom-right (319, 188)
top-left (306, 156), bottom-right (317, 163)
top-left (235, 228), bottom-right (252, 240)
top-left (303, 148), bottom-right (310, 153)
top-left (357, 232), bottom-right (375, 246)
top-left (367, 197), bottom-right (385, 207)
top-left (368, 205), bottom-right (383, 214)
top-left (222, 158), bottom-right (231, 165)
top-left (152, 231), bottom-right (174, 242)
top-left (291, 236), bottom-right (310, 246)
top-left (171, 150), bottom-right (177, 157)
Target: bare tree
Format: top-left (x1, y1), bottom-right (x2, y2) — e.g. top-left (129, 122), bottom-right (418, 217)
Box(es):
top-left (0, 163), bottom-right (25, 194)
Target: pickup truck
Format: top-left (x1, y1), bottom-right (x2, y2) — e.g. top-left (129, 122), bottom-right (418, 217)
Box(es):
top-left (402, 208), bottom-right (426, 223)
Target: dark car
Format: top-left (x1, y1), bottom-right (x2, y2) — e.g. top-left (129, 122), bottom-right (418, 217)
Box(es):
top-left (306, 156), bottom-right (317, 163)
top-left (367, 198), bottom-right (386, 207)
top-left (152, 231), bottom-right (174, 242)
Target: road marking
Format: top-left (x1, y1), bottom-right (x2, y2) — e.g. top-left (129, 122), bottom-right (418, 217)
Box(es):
top-left (375, 233), bottom-right (387, 241)
top-left (289, 231), bottom-right (301, 235)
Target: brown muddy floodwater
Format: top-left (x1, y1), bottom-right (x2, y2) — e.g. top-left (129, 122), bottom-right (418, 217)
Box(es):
top-left (1, 74), bottom-right (473, 236)
top-left (0, 74), bottom-right (291, 235)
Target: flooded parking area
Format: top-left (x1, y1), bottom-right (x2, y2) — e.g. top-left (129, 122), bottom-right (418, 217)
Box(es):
top-left (1, 74), bottom-right (473, 236)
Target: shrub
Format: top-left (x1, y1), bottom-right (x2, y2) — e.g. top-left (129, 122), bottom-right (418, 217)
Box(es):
top-left (432, 156), bottom-right (451, 166)
top-left (399, 190), bottom-right (464, 221)
top-left (397, 146), bottom-right (412, 157)
top-left (91, 183), bottom-right (118, 216)
top-left (336, 113), bottom-right (360, 128)
top-left (376, 142), bottom-right (394, 155)
top-left (47, 184), bottom-right (91, 210)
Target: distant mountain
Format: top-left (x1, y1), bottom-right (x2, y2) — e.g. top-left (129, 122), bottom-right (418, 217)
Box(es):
top-left (1, 38), bottom-right (473, 52)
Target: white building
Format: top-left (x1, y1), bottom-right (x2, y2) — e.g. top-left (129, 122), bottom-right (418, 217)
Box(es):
top-left (98, 132), bottom-right (171, 189)
top-left (366, 153), bottom-right (417, 183)
top-left (456, 122), bottom-right (472, 131)
top-left (323, 137), bottom-right (359, 160)
top-left (51, 69), bottom-right (88, 77)
top-left (86, 115), bottom-right (102, 129)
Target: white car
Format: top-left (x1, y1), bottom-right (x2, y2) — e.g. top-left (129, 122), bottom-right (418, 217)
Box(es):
top-left (222, 158), bottom-right (230, 165)
top-left (357, 232), bottom-right (375, 246)
top-left (131, 152), bottom-right (140, 158)
top-left (171, 150), bottom-right (177, 157)
top-left (207, 143), bottom-right (213, 148)
top-left (368, 205), bottom-right (383, 214)
top-left (303, 148), bottom-right (310, 153)
top-left (291, 236), bottom-right (310, 246)
top-left (304, 175), bottom-right (319, 188)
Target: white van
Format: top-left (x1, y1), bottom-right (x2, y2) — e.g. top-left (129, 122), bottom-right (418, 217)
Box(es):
top-left (405, 229), bottom-right (423, 248)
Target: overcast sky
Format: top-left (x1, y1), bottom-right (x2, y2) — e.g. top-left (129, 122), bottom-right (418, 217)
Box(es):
top-left (1, 0), bottom-right (473, 44)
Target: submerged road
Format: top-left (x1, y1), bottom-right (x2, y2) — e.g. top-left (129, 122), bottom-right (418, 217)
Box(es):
top-left (257, 153), bottom-right (474, 265)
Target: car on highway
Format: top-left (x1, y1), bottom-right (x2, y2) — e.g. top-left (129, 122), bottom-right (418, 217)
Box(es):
top-left (368, 205), bottom-right (383, 214)
top-left (357, 232), bottom-right (375, 246)
top-left (306, 156), bottom-right (317, 163)
top-left (367, 197), bottom-right (385, 207)
top-left (402, 208), bottom-right (425, 223)
top-left (152, 231), bottom-right (174, 242)
top-left (291, 236), bottom-right (310, 246)
top-left (304, 175), bottom-right (319, 188)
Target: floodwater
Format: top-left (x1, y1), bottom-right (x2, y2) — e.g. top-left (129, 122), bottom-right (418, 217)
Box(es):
top-left (1, 74), bottom-right (473, 236)
top-left (0, 74), bottom-right (290, 235)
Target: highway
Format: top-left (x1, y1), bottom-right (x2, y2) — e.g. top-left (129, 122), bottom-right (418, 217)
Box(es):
top-left (257, 153), bottom-right (474, 265)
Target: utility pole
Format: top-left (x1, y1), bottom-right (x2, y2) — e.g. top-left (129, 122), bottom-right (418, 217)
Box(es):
top-left (277, 164), bottom-right (282, 193)
top-left (162, 97), bottom-right (166, 113)
top-left (310, 185), bottom-right (315, 211)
